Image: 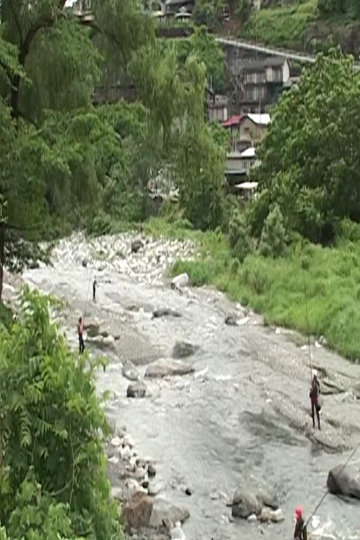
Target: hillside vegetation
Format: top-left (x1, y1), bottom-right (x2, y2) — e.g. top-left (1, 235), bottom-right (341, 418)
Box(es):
top-left (240, 0), bottom-right (360, 55)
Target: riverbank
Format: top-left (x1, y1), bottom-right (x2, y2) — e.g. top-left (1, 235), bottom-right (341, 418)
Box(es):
top-left (16, 229), bottom-right (360, 540)
top-left (81, 217), bottom-right (360, 361)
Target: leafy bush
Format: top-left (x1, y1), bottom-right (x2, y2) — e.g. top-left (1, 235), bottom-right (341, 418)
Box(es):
top-left (0, 289), bottom-right (122, 540)
top-left (259, 204), bottom-right (287, 258)
top-left (228, 208), bottom-right (253, 262)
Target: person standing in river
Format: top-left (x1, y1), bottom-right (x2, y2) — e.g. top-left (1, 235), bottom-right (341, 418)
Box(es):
top-left (310, 369), bottom-right (321, 430)
top-left (92, 278), bottom-right (97, 302)
top-left (77, 316), bottom-right (85, 354)
top-left (294, 506), bottom-right (307, 540)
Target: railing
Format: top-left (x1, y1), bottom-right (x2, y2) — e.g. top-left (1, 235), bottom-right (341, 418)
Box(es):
top-left (216, 36), bottom-right (360, 71)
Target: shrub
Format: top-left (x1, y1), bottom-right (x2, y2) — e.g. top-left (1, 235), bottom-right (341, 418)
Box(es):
top-left (228, 208), bottom-right (253, 263)
top-left (0, 289), bottom-right (122, 540)
top-left (259, 204), bottom-right (287, 258)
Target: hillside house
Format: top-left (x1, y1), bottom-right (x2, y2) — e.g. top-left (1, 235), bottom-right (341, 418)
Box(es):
top-left (223, 113), bottom-right (270, 152)
top-left (229, 57), bottom-right (290, 113)
top-left (207, 95), bottom-right (229, 123)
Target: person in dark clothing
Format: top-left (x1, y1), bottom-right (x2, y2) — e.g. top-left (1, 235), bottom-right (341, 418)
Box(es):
top-left (77, 316), bottom-right (85, 354)
top-left (92, 279), bottom-right (97, 302)
top-left (294, 505), bottom-right (307, 540)
top-left (310, 369), bottom-right (321, 430)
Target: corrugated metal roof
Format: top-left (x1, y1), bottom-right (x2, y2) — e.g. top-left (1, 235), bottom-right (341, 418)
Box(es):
top-left (247, 113), bottom-right (270, 126)
top-left (240, 147), bottom-right (256, 158)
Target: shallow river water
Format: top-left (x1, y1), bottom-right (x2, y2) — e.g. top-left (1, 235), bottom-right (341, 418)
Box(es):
top-left (19, 243), bottom-right (360, 540)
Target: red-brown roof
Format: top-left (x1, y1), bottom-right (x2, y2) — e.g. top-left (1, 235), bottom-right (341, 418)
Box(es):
top-left (223, 115), bottom-right (242, 128)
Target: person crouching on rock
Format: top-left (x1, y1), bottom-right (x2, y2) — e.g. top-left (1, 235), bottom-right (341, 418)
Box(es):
top-left (77, 317), bottom-right (85, 354)
top-left (294, 505), bottom-right (307, 540)
top-left (309, 369), bottom-right (321, 430)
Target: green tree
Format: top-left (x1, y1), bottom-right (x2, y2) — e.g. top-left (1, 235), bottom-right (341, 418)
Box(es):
top-left (253, 48), bottom-right (360, 243)
top-left (258, 203), bottom-right (287, 257)
top-left (0, 289), bottom-right (121, 540)
top-left (228, 208), bottom-right (253, 262)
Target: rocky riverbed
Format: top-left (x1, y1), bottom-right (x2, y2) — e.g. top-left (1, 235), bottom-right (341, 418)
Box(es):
top-left (5, 231), bottom-right (360, 540)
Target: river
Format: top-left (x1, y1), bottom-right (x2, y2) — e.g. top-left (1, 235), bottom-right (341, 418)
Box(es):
top-left (17, 233), bottom-right (360, 540)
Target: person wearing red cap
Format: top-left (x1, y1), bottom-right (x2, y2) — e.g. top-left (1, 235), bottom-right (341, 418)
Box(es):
top-left (294, 505), bottom-right (307, 540)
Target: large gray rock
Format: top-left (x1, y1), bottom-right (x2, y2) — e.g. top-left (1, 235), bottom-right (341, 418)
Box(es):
top-left (122, 360), bottom-right (140, 381)
top-left (145, 358), bottom-right (194, 379)
top-left (172, 341), bottom-right (199, 359)
top-left (232, 480), bottom-right (278, 519)
top-left (127, 382), bottom-right (147, 398)
top-left (153, 308), bottom-right (181, 319)
top-left (84, 321), bottom-right (101, 337)
top-left (124, 491), bottom-right (153, 530)
top-left (327, 464), bottom-right (360, 499)
top-left (149, 498), bottom-right (190, 529)
top-left (171, 273), bottom-right (189, 290)
top-left (131, 240), bottom-right (144, 254)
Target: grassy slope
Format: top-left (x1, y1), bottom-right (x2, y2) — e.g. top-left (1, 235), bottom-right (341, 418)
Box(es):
top-left (239, 0), bottom-right (360, 54)
top-left (145, 217), bottom-right (360, 362)
top-left (241, 0), bottom-right (318, 50)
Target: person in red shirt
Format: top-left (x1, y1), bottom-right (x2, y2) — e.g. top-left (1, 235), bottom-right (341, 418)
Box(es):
top-left (77, 317), bottom-right (85, 354)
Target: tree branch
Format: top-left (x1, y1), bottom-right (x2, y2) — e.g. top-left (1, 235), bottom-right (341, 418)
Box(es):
top-left (80, 19), bottom-right (128, 70)
top-left (9, 1), bottom-right (23, 46)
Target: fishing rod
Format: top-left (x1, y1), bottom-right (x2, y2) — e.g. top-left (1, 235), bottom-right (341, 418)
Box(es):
top-left (303, 441), bottom-right (360, 531)
top-left (302, 269), bottom-right (313, 385)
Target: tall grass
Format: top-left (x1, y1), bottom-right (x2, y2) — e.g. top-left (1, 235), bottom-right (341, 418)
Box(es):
top-left (168, 220), bottom-right (360, 361)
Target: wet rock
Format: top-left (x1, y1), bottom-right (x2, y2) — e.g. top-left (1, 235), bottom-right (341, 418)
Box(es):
top-left (127, 382), bottom-right (147, 399)
top-left (247, 514), bottom-right (257, 523)
top-left (120, 445), bottom-right (132, 460)
top-left (111, 487), bottom-right (123, 501)
top-left (148, 482), bottom-right (162, 496)
top-left (232, 490), bottom-right (260, 518)
top-left (84, 321), bottom-right (101, 338)
top-left (28, 260), bottom-right (40, 270)
top-left (259, 507), bottom-right (273, 523)
top-left (82, 258), bottom-right (88, 267)
top-left (123, 361), bottom-right (140, 382)
top-left (150, 498), bottom-right (190, 529)
top-left (153, 308), bottom-right (181, 319)
top-left (172, 341), bottom-right (199, 359)
top-left (327, 464), bottom-right (360, 499)
top-left (124, 434), bottom-right (135, 448)
top-left (271, 509), bottom-right (284, 522)
top-left (352, 382), bottom-right (360, 399)
top-left (148, 463), bottom-right (157, 478)
top-left (131, 240), bottom-right (144, 254)
top-left (225, 315), bottom-right (237, 326)
top-left (125, 478), bottom-right (140, 498)
top-left (171, 273), bottom-right (189, 290)
top-left (185, 487), bottom-right (192, 496)
top-left (170, 522), bottom-right (186, 540)
top-left (111, 436), bottom-right (122, 447)
top-left (145, 358), bottom-right (194, 378)
top-left (124, 491), bottom-right (153, 530)
top-left (232, 480), bottom-right (278, 519)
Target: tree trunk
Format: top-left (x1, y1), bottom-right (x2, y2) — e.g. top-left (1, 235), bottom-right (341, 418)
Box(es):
top-left (0, 223), bottom-right (5, 302)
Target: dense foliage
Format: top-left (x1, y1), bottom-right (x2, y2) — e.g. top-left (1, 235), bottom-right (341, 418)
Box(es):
top-left (252, 49), bottom-right (360, 243)
top-left (0, 1), bottom-right (226, 297)
top-left (0, 289), bottom-right (121, 540)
